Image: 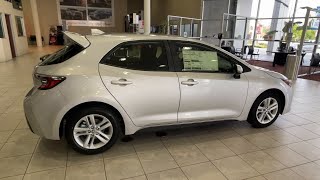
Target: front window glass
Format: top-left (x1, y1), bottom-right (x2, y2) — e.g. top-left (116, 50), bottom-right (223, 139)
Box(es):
top-left (104, 42), bottom-right (169, 71)
top-left (174, 43), bottom-right (235, 73)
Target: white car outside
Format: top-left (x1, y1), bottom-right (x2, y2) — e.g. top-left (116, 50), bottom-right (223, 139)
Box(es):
top-left (24, 32), bottom-right (293, 154)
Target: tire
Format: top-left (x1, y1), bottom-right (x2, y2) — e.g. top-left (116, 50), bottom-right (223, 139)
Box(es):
top-left (248, 92), bottom-right (283, 128)
top-left (65, 106), bottom-right (120, 155)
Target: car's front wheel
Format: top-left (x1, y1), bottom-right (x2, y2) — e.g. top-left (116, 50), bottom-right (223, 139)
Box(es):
top-left (65, 106), bottom-right (120, 154)
top-left (248, 92), bottom-right (282, 128)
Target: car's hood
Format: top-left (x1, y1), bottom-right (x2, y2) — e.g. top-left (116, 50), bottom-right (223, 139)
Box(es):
top-left (252, 65), bottom-right (288, 80)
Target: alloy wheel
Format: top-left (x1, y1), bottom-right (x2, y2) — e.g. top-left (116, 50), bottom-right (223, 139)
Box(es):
top-left (256, 97), bottom-right (279, 124)
top-left (73, 114), bottom-right (113, 149)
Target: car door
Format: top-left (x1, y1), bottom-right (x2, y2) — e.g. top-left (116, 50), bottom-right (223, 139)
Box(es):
top-left (170, 41), bottom-right (249, 122)
top-left (99, 40), bottom-right (180, 127)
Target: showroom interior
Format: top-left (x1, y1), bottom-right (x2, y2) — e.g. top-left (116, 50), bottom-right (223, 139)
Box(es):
top-left (1, 0), bottom-right (320, 179)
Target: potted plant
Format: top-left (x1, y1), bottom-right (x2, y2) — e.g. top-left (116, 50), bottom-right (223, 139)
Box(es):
top-left (263, 30), bottom-right (278, 40)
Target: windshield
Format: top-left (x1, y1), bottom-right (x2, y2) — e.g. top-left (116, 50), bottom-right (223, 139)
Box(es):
top-left (39, 41), bottom-right (84, 66)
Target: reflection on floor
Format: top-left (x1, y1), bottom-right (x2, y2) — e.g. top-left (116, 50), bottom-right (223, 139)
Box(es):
top-left (1, 46), bottom-right (320, 180)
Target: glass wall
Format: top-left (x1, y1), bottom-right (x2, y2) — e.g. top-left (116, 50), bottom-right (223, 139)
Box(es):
top-left (224, 0), bottom-right (320, 65)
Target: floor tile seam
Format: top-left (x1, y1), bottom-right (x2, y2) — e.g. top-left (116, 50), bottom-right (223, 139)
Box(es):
top-left (194, 138), bottom-right (236, 160)
top-left (280, 143), bottom-right (320, 163)
top-left (257, 130), bottom-right (303, 145)
top-left (22, 138), bottom-right (41, 179)
top-left (219, 135), bottom-right (262, 155)
top-left (0, 152), bottom-right (35, 159)
top-left (143, 167), bottom-right (190, 180)
top-left (236, 150), bottom-right (287, 175)
top-left (0, 146), bottom-right (39, 158)
top-left (297, 124), bottom-right (320, 135)
top-left (24, 165), bottom-right (68, 176)
top-left (159, 138), bottom-right (191, 179)
top-left (66, 157), bottom-right (103, 167)
top-left (240, 132), bottom-right (285, 148)
top-left (63, 146), bottom-right (69, 180)
top-left (0, 99), bottom-right (17, 113)
top-left (261, 148), bottom-right (313, 167)
top-left (22, 167), bottom-right (67, 178)
top-left (208, 156), bottom-right (262, 177)
top-left (0, 174), bottom-right (24, 180)
top-left (191, 143), bottom-right (229, 180)
top-left (130, 139), bottom-right (148, 178)
top-left (5, 137), bottom-right (40, 144)
top-left (4, 111), bottom-right (33, 144)
top-left (259, 167), bottom-right (304, 178)
top-left (281, 127), bottom-right (319, 140)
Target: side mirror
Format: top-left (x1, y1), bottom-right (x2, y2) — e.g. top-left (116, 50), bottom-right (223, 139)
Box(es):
top-left (40, 54), bottom-right (50, 62)
top-left (234, 64), bottom-right (243, 79)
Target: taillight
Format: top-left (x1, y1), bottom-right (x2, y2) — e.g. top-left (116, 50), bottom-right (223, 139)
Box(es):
top-left (35, 74), bottom-right (66, 90)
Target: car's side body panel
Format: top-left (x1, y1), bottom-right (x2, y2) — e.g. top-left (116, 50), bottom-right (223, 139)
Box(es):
top-left (99, 65), bottom-right (181, 127)
top-left (236, 68), bottom-right (292, 121)
top-left (24, 33), bottom-right (293, 140)
top-left (177, 72), bottom-right (249, 122)
top-left (25, 39), bottom-right (141, 139)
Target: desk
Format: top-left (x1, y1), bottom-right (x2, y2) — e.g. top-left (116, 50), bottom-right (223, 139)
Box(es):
top-left (272, 51), bottom-right (295, 67)
top-left (271, 51), bottom-right (306, 67)
top-left (221, 46), bottom-right (235, 54)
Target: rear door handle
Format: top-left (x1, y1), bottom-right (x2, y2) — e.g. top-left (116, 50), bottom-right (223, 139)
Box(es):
top-left (181, 79), bottom-right (199, 86)
top-left (111, 79), bottom-right (132, 86)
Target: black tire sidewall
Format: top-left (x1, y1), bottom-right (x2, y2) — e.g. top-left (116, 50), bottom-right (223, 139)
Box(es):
top-left (65, 107), bottom-right (120, 155)
top-left (249, 92), bottom-right (282, 128)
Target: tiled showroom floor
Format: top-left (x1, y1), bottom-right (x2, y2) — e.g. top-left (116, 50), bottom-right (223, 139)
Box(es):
top-left (1, 47), bottom-right (320, 180)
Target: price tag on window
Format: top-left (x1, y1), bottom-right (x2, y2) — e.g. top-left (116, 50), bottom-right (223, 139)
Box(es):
top-left (182, 50), bottom-right (218, 71)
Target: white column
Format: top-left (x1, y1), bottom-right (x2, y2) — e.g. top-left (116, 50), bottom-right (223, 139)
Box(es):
top-left (30, 0), bottom-right (42, 47)
top-left (56, 0), bottom-right (62, 25)
top-left (267, 2), bottom-right (281, 53)
top-left (144, 0), bottom-right (151, 35)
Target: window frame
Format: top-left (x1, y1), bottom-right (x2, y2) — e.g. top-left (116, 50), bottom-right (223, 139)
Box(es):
top-left (15, 16), bottom-right (25, 37)
top-left (100, 40), bottom-right (175, 72)
top-left (169, 40), bottom-right (251, 74)
top-left (12, 0), bottom-right (23, 11)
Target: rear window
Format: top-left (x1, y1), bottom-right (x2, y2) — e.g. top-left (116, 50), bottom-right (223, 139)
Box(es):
top-left (40, 42), bottom-right (84, 66)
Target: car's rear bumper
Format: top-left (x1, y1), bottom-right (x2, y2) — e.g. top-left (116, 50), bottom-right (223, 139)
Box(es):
top-left (23, 87), bottom-right (66, 140)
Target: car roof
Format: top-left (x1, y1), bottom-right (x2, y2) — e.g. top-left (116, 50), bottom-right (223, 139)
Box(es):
top-left (64, 31), bottom-right (252, 70)
top-left (85, 33), bottom-right (202, 44)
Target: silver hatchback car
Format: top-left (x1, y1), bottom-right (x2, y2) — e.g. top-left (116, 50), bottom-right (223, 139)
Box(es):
top-left (24, 32), bottom-right (292, 154)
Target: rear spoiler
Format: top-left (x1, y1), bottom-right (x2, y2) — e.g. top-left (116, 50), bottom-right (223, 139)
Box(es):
top-left (63, 31), bottom-right (90, 48)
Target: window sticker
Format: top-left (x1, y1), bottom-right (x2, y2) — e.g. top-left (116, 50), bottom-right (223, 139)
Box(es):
top-left (182, 50), bottom-right (218, 71)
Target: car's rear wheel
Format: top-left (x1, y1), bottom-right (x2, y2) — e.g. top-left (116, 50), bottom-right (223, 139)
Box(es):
top-left (65, 107), bottom-right (120, 154)
top-left (248, 92), bottom-right (282, 128)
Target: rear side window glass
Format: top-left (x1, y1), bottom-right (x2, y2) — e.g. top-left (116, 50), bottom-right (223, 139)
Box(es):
top-left (40, 42), bottom-right (84, 66)
top-left (102, 42), bottom-right (169, 71)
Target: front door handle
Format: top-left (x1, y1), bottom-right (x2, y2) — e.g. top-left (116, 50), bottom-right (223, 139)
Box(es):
top-left (181, 79), bottom-right (199, 86)
top-left (111, 79), bottom-right (132, 86)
